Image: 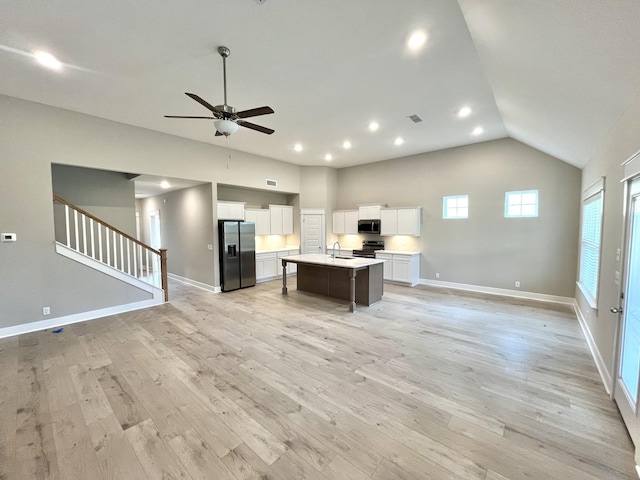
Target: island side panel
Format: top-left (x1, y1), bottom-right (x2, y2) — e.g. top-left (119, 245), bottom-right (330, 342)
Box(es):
top-left (296, 264), bottom-right (330, 296)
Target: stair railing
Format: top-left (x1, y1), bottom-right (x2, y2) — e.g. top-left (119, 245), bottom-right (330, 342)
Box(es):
top-left (53, 194), bottom-right (168, 301)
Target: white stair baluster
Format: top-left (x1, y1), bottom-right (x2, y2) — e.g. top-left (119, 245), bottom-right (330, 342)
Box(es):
top-left (74, 210), bottom-right (79, 251)
top-left (64, 205), bottom-right (70, 247)
top-left (99, 224), bottom-right (104, 263)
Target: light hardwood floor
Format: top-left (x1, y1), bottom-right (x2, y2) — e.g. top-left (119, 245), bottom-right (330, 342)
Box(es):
top-left (0, 278), bottom-right (635, 479)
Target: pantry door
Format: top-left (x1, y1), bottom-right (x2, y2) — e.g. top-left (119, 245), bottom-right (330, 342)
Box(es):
top-left (301, 210), bottom-right (325, 255)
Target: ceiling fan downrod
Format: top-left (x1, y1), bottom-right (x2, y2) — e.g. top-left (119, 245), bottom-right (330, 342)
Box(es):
top-left (218, 46), bottom-right (230, 107)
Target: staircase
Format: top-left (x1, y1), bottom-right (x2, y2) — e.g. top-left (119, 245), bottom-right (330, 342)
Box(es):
top-left (53, 195), bottom-right (168, 302)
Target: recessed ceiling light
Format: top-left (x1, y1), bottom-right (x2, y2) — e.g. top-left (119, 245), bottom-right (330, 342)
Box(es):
top-left (160, 180), bottom-right (171, 189)
top-left (369, 121), bottom-right (379, 132)
top-left (324, 154), bottom-right (333, 161)
top-left (457, 106), bottom-right (472, 118)
top-left (294, 143), bottom-right (303, 152)
top-left (33, 51), bottom-right (62, 70)
top-left (394, 137), bottom-right (404, 146)
top-left (472, 126), bottom-right (484, 136)
top-left (407, 30), bottom-right (428, 51)
top-left (342, 140), bottom-right (352, 149)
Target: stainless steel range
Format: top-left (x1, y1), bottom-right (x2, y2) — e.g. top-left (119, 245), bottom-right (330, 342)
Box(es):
top-left (352, 240), bottom-right (385, 258)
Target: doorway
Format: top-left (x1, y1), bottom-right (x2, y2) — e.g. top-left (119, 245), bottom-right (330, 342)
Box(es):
top-left (615, 176), bottom-right (640, 469)
top-left (301, 210), bottom-right (325, 255)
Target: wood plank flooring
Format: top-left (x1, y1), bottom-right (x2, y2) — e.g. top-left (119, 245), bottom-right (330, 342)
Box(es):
top-left (0, 278), bottom-right (635, 479)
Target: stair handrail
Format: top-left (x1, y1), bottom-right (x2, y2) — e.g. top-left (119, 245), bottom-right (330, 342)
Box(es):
top-left (53, 194), bottom-right (168, 301)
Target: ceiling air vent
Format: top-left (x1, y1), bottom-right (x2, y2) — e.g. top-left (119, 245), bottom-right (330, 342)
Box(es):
top-left (408, 114), bottom-right (422, 123)
top-left (266, 179), bottom-right (277, 188)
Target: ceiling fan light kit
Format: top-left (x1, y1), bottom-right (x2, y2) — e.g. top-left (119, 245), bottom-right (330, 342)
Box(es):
top-left (214, 119), bottom-right (239, 136)
top-left (164, 46), bottom-right (274, 137)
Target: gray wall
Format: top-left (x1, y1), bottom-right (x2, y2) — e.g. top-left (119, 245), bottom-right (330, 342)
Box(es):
top-left (577, 91), bottom-right (640, 386)
top-left (0, 94), bottom-right (301, 329)
top-left (301, 166), bottom-right (339, 245)
top-left (337, 138), bottom-right (582, 297)
top-left (138, 184), bottom-right (215, 287)
top-left (51, 164), bottom-right (136, 234)
top-left (218, 185), bottom-right (289, 208)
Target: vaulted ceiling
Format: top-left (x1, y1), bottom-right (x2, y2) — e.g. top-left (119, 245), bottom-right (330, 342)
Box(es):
top-left (1, 1), bottom-right (639, 169)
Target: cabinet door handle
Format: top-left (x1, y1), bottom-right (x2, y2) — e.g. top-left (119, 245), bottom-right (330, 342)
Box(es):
top-left (610, 307), bottom-right (623, 314)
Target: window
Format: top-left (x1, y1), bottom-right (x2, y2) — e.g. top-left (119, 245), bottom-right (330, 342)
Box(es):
top-left (578, 178), bottom-right (605, 308)
top-left (505, 190), bottom-right (538, 217)
top-left (443, 195), bottom-right (468, 219)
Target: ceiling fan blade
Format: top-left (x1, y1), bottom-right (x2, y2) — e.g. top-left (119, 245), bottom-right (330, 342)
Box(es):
top-left (237, 120), bottom-right (274, 135)
top-left (164, 115), bottom-right (216, 119)
top-left (215, 131), bottom-right (223, 136)
top-left (185, 93), bottom-right (222, 115)
top-left (236, 106), bottom-right (274, 119)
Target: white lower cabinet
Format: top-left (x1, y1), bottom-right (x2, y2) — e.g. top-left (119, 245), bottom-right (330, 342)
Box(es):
top-left (257, 249), bottom-right (299, 282)
top-left (375, 252), bottom-right (420, 286)
top-left (256, 253), bottom-right (277, 282)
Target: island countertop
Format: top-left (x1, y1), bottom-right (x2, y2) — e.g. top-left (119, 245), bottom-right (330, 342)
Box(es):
top-left (280, 253), bottom-right (385, 269)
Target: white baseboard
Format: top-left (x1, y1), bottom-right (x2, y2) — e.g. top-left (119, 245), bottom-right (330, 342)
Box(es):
top-left (167, 273), bottom-right (220, 293)
top-left (419, 278), bottom-right (574, 305)
top-left (0, 299), bottom-right (161, 340)
top-left (574, 299), bottom-right (613, 395)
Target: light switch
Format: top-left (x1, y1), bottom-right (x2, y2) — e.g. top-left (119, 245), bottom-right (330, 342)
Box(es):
top-left (207, 244), bottom-right (213, 250)
top-left (616, 248), bottom-right (621, 262)
top-left (1, 233), bottom-right (16, 242)
top-left (615, 271), bottom-right (621, 285)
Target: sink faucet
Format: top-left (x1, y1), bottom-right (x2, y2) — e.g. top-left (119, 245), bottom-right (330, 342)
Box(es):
top-left (332, 241), bottom-right (341, 259)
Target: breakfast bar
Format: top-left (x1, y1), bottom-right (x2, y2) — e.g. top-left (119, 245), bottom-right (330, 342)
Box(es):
top-left (280, 253), bottom-right (385, 312)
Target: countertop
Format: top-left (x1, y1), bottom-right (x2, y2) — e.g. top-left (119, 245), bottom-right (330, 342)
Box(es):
top-left (377, 250), bottom-right (420, 255)
top-left (281, 253), bottom-right (385, 269)
top-left (256, 246), bottom-right (300, 254)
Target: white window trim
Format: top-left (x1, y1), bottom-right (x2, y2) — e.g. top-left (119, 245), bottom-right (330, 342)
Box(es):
top-left (504, 190), bottom-right (539, 218)
top-left (577, 177), bottom-right (605, 309)
top-left (443, 195), bottom-right (469, 219)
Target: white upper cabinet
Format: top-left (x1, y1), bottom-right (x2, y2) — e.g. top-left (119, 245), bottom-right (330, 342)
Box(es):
top-left (333, 211), bottom-right (345, 234)
top-left (358, 205), bottom-right (382, 220)
top-left (269, 205), bottom-right (294, 235)
top-left (344, 210), bottom-right (359, 234)
top-left (333, 210), bottom-right (359, 235)
top-left (217, 201), bottom-right (245, 220)
top-left (245, 208), bottom-right (270, 235)
top-left (380, 207), bottom-right (421, 236)
top-left (397, 207), bottom-right (421, 235)
top-left (380, 209), bottom-right (397, 236)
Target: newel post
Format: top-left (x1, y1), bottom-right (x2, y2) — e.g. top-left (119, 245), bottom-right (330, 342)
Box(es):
top-left (160, 249), bottom-right (168, 302)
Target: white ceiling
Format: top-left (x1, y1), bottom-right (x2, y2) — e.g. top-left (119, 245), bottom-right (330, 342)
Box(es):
top-left (1, 1), bottom-right (639, 169)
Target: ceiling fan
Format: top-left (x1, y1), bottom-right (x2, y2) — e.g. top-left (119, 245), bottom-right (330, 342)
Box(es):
top-left (165, 46), bottom-right (274, 136)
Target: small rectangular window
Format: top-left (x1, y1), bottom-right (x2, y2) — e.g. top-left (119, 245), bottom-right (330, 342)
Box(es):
top-left (443, 195), bottom-right (468, 219)
top-left (505, 190), bottom-right (538, 217)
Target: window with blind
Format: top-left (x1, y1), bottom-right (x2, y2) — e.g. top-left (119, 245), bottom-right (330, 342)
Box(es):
top-left (578, 178), bottom-right (605, 308)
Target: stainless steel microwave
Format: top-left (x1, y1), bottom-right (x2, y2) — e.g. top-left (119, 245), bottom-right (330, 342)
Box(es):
top-left (358, 219), bottom-right (381, 234)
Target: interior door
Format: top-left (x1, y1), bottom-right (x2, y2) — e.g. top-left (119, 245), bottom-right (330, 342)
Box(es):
top-left (615, 176), bottom-right (640, 468)
top-left (301, 213), bottom-right (325, 255)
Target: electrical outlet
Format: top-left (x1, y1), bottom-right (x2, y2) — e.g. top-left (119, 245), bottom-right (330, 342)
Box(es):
top-left (43, 306), bottom-right (51, 315)
top-left (207, 244), bottom-right (213, 250)
top-left (515, 281), bottom-right (520, 288)
top-left (435, 273), bottom-right (440, 279)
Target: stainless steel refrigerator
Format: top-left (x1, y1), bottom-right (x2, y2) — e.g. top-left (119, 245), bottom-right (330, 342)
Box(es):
top-left (218, 220), bottom-right (256, 292)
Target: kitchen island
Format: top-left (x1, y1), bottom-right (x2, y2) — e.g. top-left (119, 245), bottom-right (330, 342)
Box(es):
top-left (280, 253), bottom-right (385, 312)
